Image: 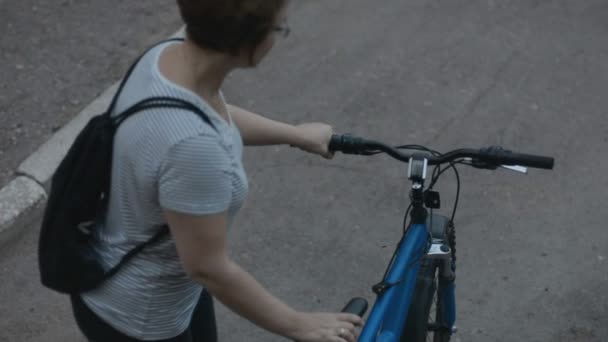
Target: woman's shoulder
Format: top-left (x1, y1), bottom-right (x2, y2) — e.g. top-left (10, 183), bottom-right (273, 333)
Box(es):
top-left (111, 40), bottom-right (187, 115)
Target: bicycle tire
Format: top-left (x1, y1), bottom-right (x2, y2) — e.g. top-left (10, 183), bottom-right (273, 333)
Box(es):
top-left (400, 258), bottom-right (451, 342)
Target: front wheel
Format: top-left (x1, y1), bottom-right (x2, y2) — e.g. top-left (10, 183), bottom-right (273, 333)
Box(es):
top-left (400, 258), bottom-right (452, 342)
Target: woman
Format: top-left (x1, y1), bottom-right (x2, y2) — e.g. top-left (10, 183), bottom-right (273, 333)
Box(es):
top-left (70, 1), bottom-right (363, 341)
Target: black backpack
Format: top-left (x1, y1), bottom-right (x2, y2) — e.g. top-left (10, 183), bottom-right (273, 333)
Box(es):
top-left (38, 38), bottom-right (217, 294)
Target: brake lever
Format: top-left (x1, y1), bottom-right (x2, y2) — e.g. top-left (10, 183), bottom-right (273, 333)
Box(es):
top-left (464, 158), bottom-right (528, 174)
top-left (360, 149), bottom-right (382, 155)
top-left (500, 165), bottom-right (528, 174)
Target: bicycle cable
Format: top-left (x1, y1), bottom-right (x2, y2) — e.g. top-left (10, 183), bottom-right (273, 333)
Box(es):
top-left (427, 160), bottom-right (467, 223)
top-left (373, 148), bottom-right (463, 294)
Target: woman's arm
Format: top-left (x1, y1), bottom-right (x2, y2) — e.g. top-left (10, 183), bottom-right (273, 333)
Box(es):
top-left (164, 209), bottom-right (362, 341)
top-left (165, 210), bottom-right (300, 337)
top-left (227, 104), bottom-right (304, 146)
top-left (228, 104), bottom-right (334, 158)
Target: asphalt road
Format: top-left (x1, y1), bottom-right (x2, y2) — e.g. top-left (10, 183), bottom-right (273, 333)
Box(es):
top-left (0, 0), bottom-right (183, 189)
top-left (1, 0), bottom-right (607, 341)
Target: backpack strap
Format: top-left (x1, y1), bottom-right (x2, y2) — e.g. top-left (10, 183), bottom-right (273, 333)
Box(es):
top-left (99, 97), bottom-right (219, 284)
top-left (102, 225), bottom-right (170, 280)
top-left (91, 39), bottom-right (226, 286)
top-left (105, 37), bottom-right (185, 116)
top-left (113, 96), bottom-right (219, 133)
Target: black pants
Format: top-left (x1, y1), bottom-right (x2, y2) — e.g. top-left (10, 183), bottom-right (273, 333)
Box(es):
top-left (71, 290), bottom-right (218, 342)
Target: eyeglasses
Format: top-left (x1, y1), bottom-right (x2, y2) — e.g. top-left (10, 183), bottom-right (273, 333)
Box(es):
top-left (272, 19), bottom-right (291, 38)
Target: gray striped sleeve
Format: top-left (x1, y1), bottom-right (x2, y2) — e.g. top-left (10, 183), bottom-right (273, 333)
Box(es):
top-left (158, 134), bottom-right (232, 215)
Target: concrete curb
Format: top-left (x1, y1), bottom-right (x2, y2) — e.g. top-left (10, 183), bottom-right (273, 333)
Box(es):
top-left (0, 29), bottom-right (185, 247)
top-left (0, 176), bottom-right (47, 245)
top-left (0, 84), bottom-right (119, 247)
top-left (17, 84), bottom-right (120, 185)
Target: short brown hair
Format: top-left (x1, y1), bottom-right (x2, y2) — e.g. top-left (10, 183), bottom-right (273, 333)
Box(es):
top-left (177, 0), bottom-right (287, 56)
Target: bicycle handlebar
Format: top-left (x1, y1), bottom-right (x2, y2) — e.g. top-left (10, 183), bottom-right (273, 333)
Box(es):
top-left (341, 297), bottom-right (369, 317)
top-left (329, 134), bottom-right (554, 170)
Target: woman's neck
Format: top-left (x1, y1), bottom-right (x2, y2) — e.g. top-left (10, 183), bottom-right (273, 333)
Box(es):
top-left (172, 38), bottom-right (239, 100)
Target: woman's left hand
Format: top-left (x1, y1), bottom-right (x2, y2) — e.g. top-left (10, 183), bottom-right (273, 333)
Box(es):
top-left (293, 123), bottom-right (334, 159)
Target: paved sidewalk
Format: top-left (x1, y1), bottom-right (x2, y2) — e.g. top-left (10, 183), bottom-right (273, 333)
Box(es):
top-left (0, 0), bottom-right (183, 189)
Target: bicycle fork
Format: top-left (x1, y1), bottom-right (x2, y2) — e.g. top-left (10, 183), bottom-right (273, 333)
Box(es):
top-left (410, 153), bottom-right (457, 335)
top-left (427, 240), bottom-right (457, 335)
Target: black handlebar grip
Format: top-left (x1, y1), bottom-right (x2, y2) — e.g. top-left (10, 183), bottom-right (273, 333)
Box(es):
top-left (503, 152), bottom-right (554, 169)
top-left (329, 134), bottom-right (342, 152)
top-left (341, 297), bottom-right (369, 317)
top-left (480, 147), bottom-right (554, 170)
top-left (328, 134), bottom-right (368, 154)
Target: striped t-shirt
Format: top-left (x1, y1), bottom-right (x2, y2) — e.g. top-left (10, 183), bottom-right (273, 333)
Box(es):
top-left (80, 41), bottom-right (249, 340)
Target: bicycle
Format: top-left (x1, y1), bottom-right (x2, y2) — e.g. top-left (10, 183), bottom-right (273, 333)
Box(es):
top-left (334, 134), bottom-right (555, 341)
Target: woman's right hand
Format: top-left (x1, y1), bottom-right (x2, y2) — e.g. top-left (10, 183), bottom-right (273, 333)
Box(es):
top-left (289, 312), bottom-right (364, 342)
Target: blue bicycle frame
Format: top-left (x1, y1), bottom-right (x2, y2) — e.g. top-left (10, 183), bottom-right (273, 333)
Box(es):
top-left (358, 155), bottom-right (457, 341)
top-left (358, 222), bottom-right (456, 341)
